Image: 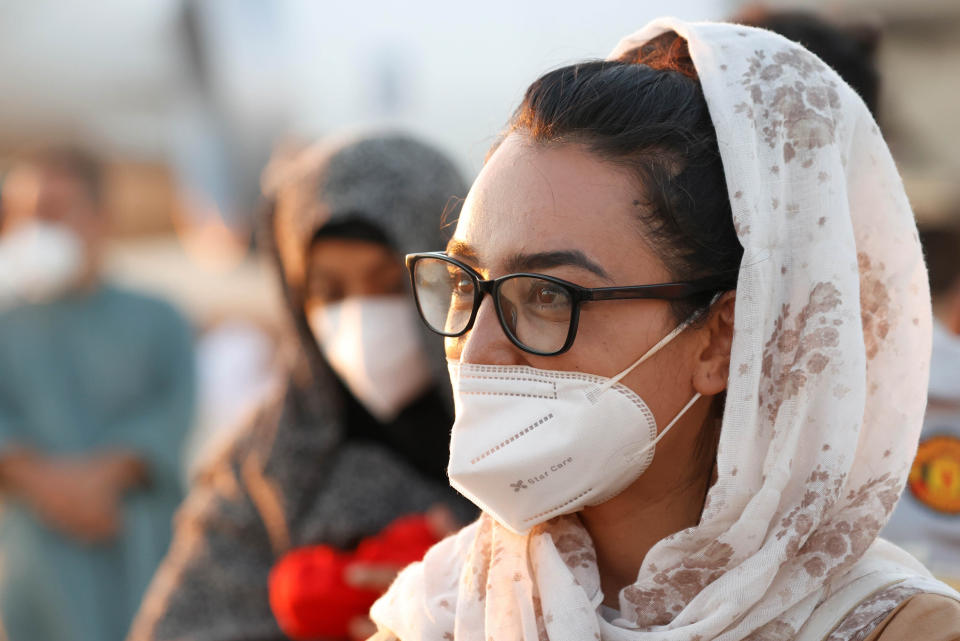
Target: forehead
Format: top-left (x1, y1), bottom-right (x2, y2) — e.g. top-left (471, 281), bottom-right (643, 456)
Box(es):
top-left (452, 134), bottom-right (661, 279)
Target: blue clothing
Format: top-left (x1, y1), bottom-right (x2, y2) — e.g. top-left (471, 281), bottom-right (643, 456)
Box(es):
top-left (0, 285), bottom-right (195, 641)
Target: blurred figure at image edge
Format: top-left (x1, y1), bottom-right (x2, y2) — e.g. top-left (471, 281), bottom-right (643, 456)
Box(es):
top-left (0, 146), bottom-right (196, 641)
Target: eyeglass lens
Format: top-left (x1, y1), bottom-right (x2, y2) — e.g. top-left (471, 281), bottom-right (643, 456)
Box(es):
top-left (412, 256), bottom-right (573, 353)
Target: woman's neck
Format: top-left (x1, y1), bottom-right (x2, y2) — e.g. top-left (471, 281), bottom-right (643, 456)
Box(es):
top-left (579, 412), bottom-right (716, 610)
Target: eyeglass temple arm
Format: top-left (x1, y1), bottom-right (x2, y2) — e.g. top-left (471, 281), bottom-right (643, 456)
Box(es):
top-left (582, 283), bottom-right (717, 301)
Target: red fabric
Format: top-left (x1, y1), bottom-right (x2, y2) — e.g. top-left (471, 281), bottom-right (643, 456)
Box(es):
top-left (268, 514), bottom-right (439, 640)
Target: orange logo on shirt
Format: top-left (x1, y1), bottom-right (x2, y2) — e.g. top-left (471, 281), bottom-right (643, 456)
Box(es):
top-left (908, 436), bottom-right (960, 514)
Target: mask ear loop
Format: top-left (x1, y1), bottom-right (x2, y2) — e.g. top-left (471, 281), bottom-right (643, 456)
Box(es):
top-left (585, 321), bottom-right (691, 404)
top-left (638, 391), bottom-right (703, 456)
top-left (585, 291), bottom-right (726, 404)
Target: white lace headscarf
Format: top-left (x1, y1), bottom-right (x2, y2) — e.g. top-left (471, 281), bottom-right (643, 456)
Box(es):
top-left (370, 18), bottom-right (958, 641)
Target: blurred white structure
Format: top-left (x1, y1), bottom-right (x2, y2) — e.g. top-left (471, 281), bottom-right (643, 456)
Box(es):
top-left (0, 0), bottom-right (721, 195)
top-left (183, 318), bottom-right (282, 483)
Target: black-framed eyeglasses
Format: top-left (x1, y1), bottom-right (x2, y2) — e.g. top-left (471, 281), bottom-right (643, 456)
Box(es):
top-left (406, 251), bottom-right (727, 356)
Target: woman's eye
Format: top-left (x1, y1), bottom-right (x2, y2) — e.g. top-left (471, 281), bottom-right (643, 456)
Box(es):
top-left (450, 274), bottom-right (473, 299)
top-left (453, 275), bottom-right (475, 296)
top-left (536, 288), bottom-right (557, 304)
top-left (532, 285), bottom-right (566, 306)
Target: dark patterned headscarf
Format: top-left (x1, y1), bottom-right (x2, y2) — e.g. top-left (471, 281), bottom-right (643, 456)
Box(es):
top-left (263, 132), bottom-right (465, 391)
top-left (257, 130), bottom-right (469, 496)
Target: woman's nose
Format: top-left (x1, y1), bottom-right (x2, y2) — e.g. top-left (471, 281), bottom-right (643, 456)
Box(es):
top-left (446, 296), bottom-right (524, 366)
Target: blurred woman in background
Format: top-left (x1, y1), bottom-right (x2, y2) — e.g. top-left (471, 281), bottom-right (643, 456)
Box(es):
top-left (129, 133), bottom-right (474, 641)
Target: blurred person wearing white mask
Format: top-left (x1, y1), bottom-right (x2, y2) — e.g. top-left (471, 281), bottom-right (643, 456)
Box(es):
top-left (129, 134), bottom-right (475, 641)
top-left (0, 148), bottom-right (195, 641)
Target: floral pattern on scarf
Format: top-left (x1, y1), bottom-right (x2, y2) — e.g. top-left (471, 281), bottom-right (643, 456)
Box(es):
top-left (370, 19), bottom-right (959, 641)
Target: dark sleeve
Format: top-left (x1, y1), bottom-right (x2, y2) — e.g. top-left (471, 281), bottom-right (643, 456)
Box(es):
top-left (126, 400), bottom-right (289, 641)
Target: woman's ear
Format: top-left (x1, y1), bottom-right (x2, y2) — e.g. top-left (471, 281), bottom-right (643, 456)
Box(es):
top-left (691, 291), bottom-right (736, 396)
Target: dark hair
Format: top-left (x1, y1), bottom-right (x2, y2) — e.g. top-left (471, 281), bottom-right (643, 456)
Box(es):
top-left (919, 225), bottom-right (960, 298)
top-left (505, 32), bottom-right (742, 323)
top-left (734, 8), bottom-right (880, 116)
top-left (310, 215), bottom-right (394, 250)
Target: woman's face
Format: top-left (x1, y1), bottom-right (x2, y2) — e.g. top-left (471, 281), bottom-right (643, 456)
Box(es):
top-left (446, 133), bottom-right (726, 433)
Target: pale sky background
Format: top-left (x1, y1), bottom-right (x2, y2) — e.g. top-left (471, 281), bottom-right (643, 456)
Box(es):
top-left (280, 0), bottom-right (727, 174)
top-left (0, 0), bottom-right (727, 183)
top-left (5, 1), bottom-right (957, 327)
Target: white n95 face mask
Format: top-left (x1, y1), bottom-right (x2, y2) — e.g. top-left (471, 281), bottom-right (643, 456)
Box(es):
top-left (0, 221), bottom-right (84, 308)
top-left (447, 321), bottom-right (702, 534)
top-left (308, 295), bottom-right (434, 423)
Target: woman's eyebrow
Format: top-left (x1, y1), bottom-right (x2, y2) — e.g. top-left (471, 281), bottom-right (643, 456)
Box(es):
top-left (446, 239), bottom-right (478, 260)
top-left (507, 250), bottom-right (611, 281)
